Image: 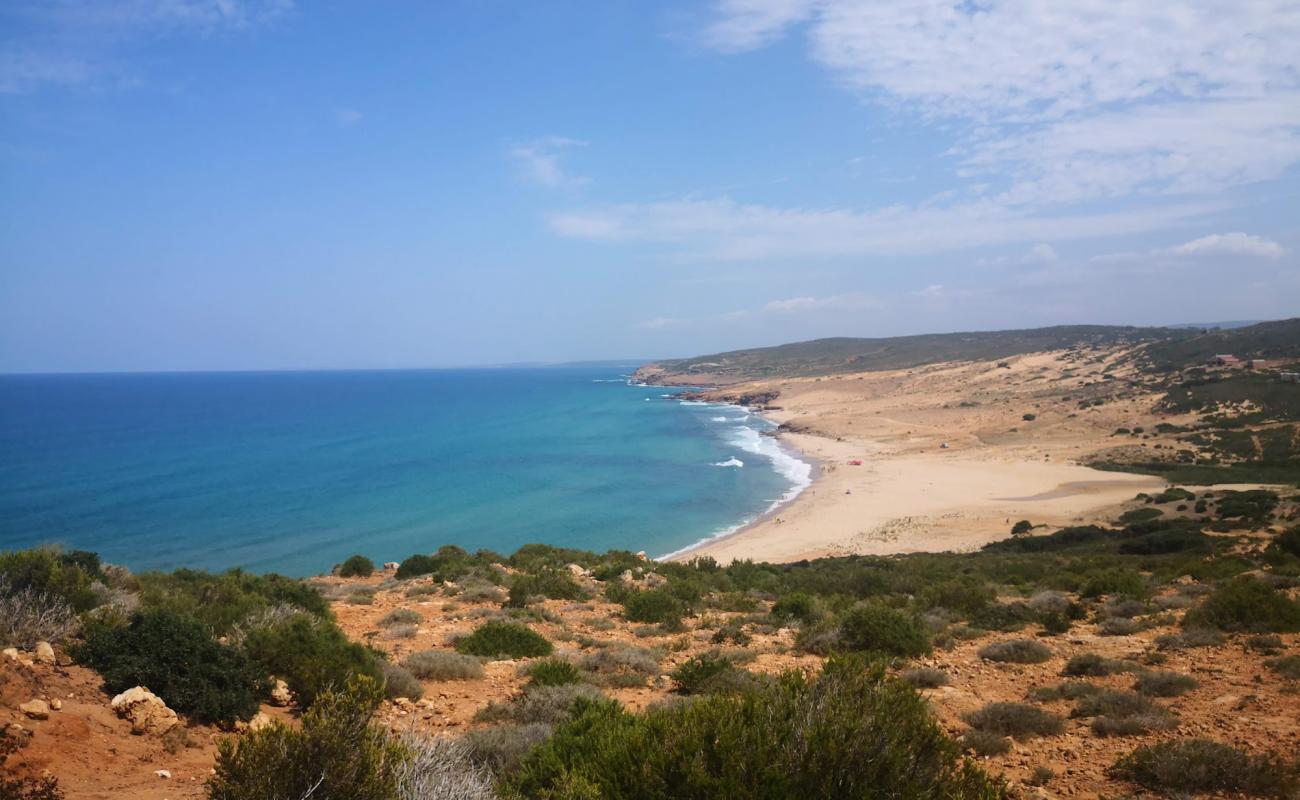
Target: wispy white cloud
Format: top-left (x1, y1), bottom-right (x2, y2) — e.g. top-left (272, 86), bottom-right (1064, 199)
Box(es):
top-left (1094, 232), bottom-right (1287, 264)
top-left (636, 290), bottom-right (878, 331)
top-left (550, 197), bottom-right (1214, 260)
top-left (508, 136), bottom-right (589, 188)
top-left (1, 0), bottom-right (294, 92)
top-left (699, 1), bottom-right (1300, 208)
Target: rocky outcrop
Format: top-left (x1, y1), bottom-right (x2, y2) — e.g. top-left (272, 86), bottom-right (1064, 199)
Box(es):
top-left (33, 642), bottom-right (56, 665)
top-left (19, 699), bottom-right (49, 720)
top-left (110, 686), bottom-right (179, 735)
top-left (269, 678), bottom-right (293, 707)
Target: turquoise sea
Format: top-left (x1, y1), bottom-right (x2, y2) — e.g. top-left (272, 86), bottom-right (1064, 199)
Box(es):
top-left (0, 368), bottom-right (810, 576)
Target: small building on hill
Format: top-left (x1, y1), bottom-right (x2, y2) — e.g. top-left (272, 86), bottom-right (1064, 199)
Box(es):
top-left (1246, 358), bottom-right (1271, 369)
top-left (1209, 354), bottom-right (1241, 367)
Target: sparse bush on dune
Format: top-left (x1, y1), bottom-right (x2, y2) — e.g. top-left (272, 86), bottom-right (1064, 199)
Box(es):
top-left (454, 621), bottom-right (552, 659)
top-left (507, 655), bottom-right (1007, 799)
top-left (1266, 654), bottom-right (1300, 680)
top-left (961, 729), bottom-right (1011, 757)
top-left (1072, 690), bottom-right (1178, 737)
top-left (1245, 633), bottom-right (1284, 654)
top-left (620, 588), bottom-right (686, 626)
top-left (1028, 681), bottom-right (1103, 702)
top-left (1079, 567), bottom-right (1150, 600)
top-left (978, 638), bottom-right (1051, 664)
top-left (402, 650), bottom-right (485, 681)
top-left (74, 610), bottom-right (265, 725)
top-left (505, 569), bottom-right (586, 607)
top-left (963, 702), bottom-right (1064, 740)
top-left (1155, 627), bottom-right (1226, 650)
top-left (475, 683), bottom-right (605, 726)
top-left (1111, 739), bottom-right (1298, 797)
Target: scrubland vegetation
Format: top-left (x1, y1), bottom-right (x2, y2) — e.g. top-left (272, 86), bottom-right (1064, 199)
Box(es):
top-left (5, 483), bottom-right (1300, 798)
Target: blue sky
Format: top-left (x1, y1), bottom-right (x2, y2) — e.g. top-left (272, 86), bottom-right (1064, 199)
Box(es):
top-left (2, 0), bottom-right (1298, 372)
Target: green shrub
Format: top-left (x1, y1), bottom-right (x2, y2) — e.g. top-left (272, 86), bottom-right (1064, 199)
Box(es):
top-left (977, 639), bottom-right (1051, 664)
top-left (136, 567), bottom-right (329, 635)
top-left (463, 722), bottom-right (552, 774)
top-left (73, 610), bottom-right (265, 725)
top-left (1022, 413), bottom-right (1036, 422)
top-left (1080, 567), bottom-right (1150, 599)
top-left (0, 547), bottom-right (100, 612)
top-left (1010, 520), bottom-right (1033, 536)
top-left (506, 569), bottom-right (587, 607)
top-left (395, 545), bottom-right (483, 582)
top-left (1133, 670), bottom-right (1198, 697)
top-left (526, 659), bottom-right (583, 688)
top-left (454, 621), bottom-right (552, 659)
top-left (402, 650), bottom-right (485, 681)
top-left (1183, 576), bottom-right (1300, 632)
top-left (1268, 527), bottom-right (1300, 558)
top-left (338, 555), bottom-right (375, 578)
top-left (507, 656), bottom-right (1006, 799)
top-left (1214, 489), bottom-right (1280, 523)
top-left (769, 592), bottom-right (819, 624)
top-left (900, 667), bottom-right (950, 688)
top-left (919, 577), bottom-right (995, 616)
top-left (962, 702), bottom-right (1064, 740)
top-left (621, 589), bottom-right (686, 625)
top-left (1119, 507), bottom-right (1163, 524)
top-left (396, 554), bottom-right (439, 580)
top-left (208, 676), bottom-right (406, 800)
top-left (1245, 633), bottom-right (1284, 654)
top-left (241, 615), bottom-right (381, 708)
top-left (969, 602), bottom-right (1037, 632)
top-left (1111, 739), bottom-right (1298, 797)
top-left (670, 653), bottom-right (736, 695)
top-left (836, 603), bottom-right (930, 657)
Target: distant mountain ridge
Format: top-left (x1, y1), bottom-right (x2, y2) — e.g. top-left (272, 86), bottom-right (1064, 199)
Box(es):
top-left (638, 319), bottom-right (1299, 382)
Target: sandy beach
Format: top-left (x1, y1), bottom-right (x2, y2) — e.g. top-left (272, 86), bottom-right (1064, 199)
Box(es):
top-left (668, 348), bottom-right (1176, 563)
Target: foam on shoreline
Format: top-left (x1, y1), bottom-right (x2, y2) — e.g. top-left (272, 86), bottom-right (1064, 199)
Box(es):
top-left (656, 397), bottom-right (817, 561)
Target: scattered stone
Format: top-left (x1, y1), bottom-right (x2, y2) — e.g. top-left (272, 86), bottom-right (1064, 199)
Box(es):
top-left (33, 641), bottom-right (55, 664)
top-left (110, 686), bottom-right (179, 735)
top-left (2, 648), bottom-right (17, 660)
top-left (20, 699), bottom-right (50, 720)
top-left (269, 678), bottom-right (292, 707)
top-left (50, 699), bottom-right (62, 711)
top-left (154, 769), bottom-right (171, 779)
top-left (247, 712), bottom-right (273, 732)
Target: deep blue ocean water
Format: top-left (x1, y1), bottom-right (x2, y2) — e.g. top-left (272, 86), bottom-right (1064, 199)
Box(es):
top-left (0, 368), bottom-right (810, 576)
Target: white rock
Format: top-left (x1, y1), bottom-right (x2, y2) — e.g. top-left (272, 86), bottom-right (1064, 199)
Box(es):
top-left (110, 686), bottom-right (179, 736)
top-left (33, 641), bottom-right (55, 664)
top-left (247, 711), bottom-right (273, 732)
top-left (2, 648), bottom-right (18, 660)
top-left (19, 699), bottom-right (49, 720)
top-left (269, 678), bottom-right (292, 707)
top-left (154, 769), bottom-right (171, 779)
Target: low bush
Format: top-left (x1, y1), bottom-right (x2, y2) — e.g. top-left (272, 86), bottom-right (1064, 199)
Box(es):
top-left (136, 567), bottom-right (329, 635)
top-left (1028, 681), bottom-right (1103, 702)
top-left (475, 684), bottom-right (604, 726)
top-left (1245, 633), bottom-right (1284, 654)
top-left (977, 639), bottom-right (1051, 664)
top-left (961, 729), bottom-right (1011, 757)
top-left (1, 727), bottom-right (65, 800)
top-left (962, 702), bottom-right (1064, 740)
top-left (1266, 654), bottom-right (1300, 680)
top-left (1214, 489), bottom-right (1280, 523)
top-left (900, 667), bottom-right (950, 688)
top-left (969, 602), bottom-right (1037, 632)
top-left (379, 608), bottom-right (421, 627)
top-left (402, 650), bottom-right (485, 681)
top-left (1072, 690), bottom-right (1178, 736)
top-left (1155, 627), bottom-right (1226, 650)
top-left (1079, 568), bottom-right (1150, 599)
top-left (463, 722), bottom-right (552, 775)
top-left (241, 615), bottom-right (381, 708)
top-left (380, 661), bottom-right (423, 701)
top-left (506, 656), bottom-right (1006, 798)
top-left (577, 644), bottom-right (660, 687)
top-left (505, 569), bottom-right (586, 607)
top-left (1111, 739), bottom-right (1298, 797)
top-left (1119, 507), bottom-right (1163, 524)
top-left (525, 659), bottom-right (583, 688)
top-left (669, 653), bottom-right (736, 695)
top-left (338, 555), bottom-right (375, 578)
top-left (208, 676), bottom-right (406, 800)
top-left (74, 610), bottom-right (265, 725)
top-left (836, 603), bottom-right (930, 657)
top-left (621, 589), bottom-right (686, 626)
top-left (1133, 670), bottom-right (1198, 697)
top-left (769, 592), bottom-right (819, 624)
top-left (454, 621), bottom-right (552, 659)
top-left (1063, 654), bottom-right (1136, 677)
top-left (0, 547), bottom-right (101, 612)
top-left (1010, 520), bottom-right (1033, 536)
top-left (392, 735), bottom-right (496, 800)
top-left (1183, 576), bottom-right (1300, 632)
top-left (0, 580), bottom-right (80, 648)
